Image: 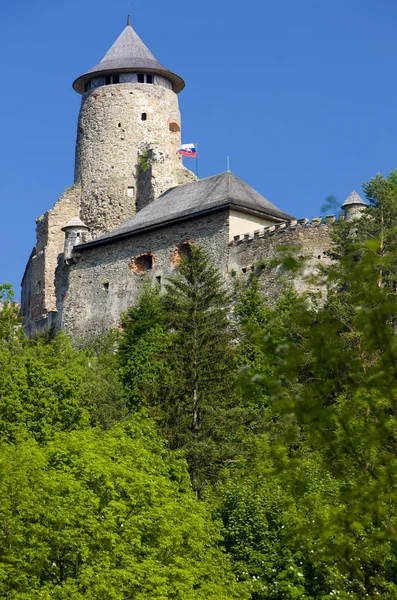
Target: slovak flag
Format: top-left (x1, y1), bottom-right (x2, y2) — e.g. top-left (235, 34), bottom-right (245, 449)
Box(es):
top-left (177, 143), bottom-right (197, 158)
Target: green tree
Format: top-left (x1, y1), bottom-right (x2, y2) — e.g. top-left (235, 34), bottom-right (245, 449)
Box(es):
top-left (220, 171), bottom-right (397, 598)
top-left (0, 283), bottom-right (23, 341)
top-left (163, 245), bottom-right (234, 434)
top-left (0, 417), bottom-right (245, 599)
top-left (118, 284), bottom-right (173, 412)
top-left (161, 245), bottom-right (238, 492)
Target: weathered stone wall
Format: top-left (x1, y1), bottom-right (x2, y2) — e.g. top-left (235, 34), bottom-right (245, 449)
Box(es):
top-left (54, 213), bottom-right (337, 343)
top-left (56, 210), bottom-right (230, 342)
top-left (74, 83), bottom-right (195, 238)
top-left (228, 218), bottom-right (335, 304)
top-left (20, 185), bottom-right (81, 334)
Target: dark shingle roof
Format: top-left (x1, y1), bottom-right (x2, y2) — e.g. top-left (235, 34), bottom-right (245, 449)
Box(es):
top-left (80, 172), bottom-right (294, 250)
top-left (73, 23), bottom-right (185, 94)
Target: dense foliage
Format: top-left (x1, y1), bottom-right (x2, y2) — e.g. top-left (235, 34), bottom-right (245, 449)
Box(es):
top-left (2, 171), bottom-right (397, 598)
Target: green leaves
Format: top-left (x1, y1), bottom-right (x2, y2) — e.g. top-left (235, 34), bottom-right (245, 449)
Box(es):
top-left (0, 421), bottom-right (244, 599)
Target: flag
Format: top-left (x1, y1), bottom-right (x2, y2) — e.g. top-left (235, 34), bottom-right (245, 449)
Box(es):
top-left (177, 144), bottom-right (197, 158)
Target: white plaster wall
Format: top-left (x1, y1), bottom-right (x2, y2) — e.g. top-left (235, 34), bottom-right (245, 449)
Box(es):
top-left (228, 209), bottom-right (275, 241)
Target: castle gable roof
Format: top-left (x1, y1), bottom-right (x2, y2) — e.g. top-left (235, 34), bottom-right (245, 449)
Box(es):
top-left (73, 23), bottom-right (185, 94)
top-left (80, 172), bottom-right (294, 250)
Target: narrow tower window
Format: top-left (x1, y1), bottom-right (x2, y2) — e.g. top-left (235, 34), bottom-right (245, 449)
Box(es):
top-left (146, 74), bottom-right (153, 84)
top-left (141, 113), bottom-right (147, 121)
top-left (113, 74), bottom-right (120, 84)
top-left (127, 186), bottom-right (135, 198)
top-left (137, 73), bottom-right (145, 83)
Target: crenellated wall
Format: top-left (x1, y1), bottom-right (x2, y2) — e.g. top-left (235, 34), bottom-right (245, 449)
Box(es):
top-left (228, 216), bottom-right (337, 303)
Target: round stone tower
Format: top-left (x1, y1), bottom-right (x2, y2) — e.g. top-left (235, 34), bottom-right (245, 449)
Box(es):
top-left (73, 17), bottom-right (195, 237)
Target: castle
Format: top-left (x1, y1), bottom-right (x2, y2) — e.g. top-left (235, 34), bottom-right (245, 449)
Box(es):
top-left (20, 19), bottom-right (367, 341)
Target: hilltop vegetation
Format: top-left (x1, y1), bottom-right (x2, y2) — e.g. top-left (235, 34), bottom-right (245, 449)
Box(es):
top-left (1, 171), bottom-right (397, 599)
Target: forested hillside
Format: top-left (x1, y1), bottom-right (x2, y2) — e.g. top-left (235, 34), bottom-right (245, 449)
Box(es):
top-left (1, 172), bottom-right (397, 599)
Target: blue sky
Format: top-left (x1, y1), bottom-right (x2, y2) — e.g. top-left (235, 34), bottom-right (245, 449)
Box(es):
top-left (1, 0), bottom-right (396, 297)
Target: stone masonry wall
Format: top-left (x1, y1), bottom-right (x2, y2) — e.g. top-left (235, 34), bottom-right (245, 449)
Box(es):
top-left (74, 83), bottom-right (195, 238)
top-left (228, 217), bottom-right (335, 304)
top-left (55, 213), bottom-right (337, 343)
top-left (56, 210), bottom-right (230, 342)
top-left (21, 185), bottom-right (81, 334)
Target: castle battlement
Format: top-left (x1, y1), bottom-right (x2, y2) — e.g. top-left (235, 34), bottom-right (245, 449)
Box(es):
top-left (229, 214), bottom-right (344, 246)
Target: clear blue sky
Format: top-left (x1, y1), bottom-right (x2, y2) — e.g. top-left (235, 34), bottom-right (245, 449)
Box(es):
top-left (1, 0), bottom-right (396, 298)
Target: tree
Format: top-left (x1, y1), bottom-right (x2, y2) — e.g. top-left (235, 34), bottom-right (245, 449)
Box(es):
top-left (118, 284), bottom-right (173, 413)
top-left (160, 245), bottom-right (238, 492)
top-left (219, 171), bottom-right (397, 598)
top-left (0, 283), bottom-right (23, 342)
top-left (0, 287), bottom-right (127, 443)
top-left (0, 417), bottom-right (245, 599)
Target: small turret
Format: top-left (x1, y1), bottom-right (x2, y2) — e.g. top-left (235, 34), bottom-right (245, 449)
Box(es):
top-left (61, 217), bottom-right (89, 262)
top-left (341, 191), bottom-right (367, 221)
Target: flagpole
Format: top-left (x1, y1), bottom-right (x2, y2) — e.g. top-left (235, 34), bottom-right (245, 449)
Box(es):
top-left (227, 156), bottom-right (230, 172)
top-left (195, 143), bottom-right (199, 179)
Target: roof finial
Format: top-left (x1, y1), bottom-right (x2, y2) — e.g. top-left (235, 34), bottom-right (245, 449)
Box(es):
top-left (127, 14), bottom-right (131, 26)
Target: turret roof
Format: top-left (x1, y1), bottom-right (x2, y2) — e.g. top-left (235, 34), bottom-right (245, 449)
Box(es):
top-left (73, 21), bottom-right (185, 94)
top-left (341, 190), bottom-right (367, 208)
top-left (79, 172), bottom-right (295, 250)
top-left (61, 217), bottom-right (89, 231)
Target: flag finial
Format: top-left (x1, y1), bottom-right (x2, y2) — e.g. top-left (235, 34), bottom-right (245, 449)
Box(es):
top-left (127, 15), bottom-right (131, 26)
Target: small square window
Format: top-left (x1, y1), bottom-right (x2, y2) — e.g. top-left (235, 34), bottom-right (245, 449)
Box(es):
top-left (105, 75), bottom-right (111, 85)
top-left (141, 113), bottom-right (147, 121)
top-left (113, 74), bottom-right (120, 84)
top-left (137, 73), bottom-right (144, 83)
top-left (146, 74), bottom-right (153, 84)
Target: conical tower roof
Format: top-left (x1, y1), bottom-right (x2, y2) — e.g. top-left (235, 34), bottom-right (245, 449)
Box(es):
top-left (73, 19), bottom-right (185, 94)
top-left (61, 217), bottom-right (89, 231)
top-left (341, 190), bottom-right (367, 208)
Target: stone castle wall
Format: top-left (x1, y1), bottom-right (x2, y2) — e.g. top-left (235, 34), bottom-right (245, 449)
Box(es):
top-left (74, 83), bottom-right (195, 238)
top-left (53, 213), bottom-right (335, 343)
top-left (228, 217), bottom-right (335, 304)
top-left (56, 211), bottom-right (230, 342)
top-left (21, 185), bottom-right (81, 335)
